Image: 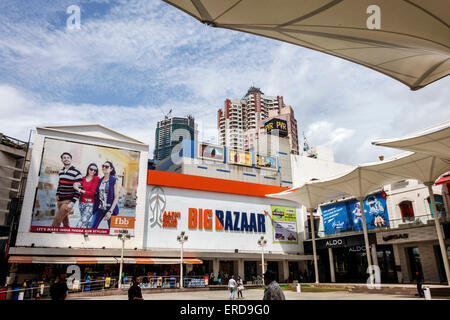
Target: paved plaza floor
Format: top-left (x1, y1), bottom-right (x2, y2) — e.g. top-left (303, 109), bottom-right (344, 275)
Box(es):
top-left (68, 288), bottom-right (443, 300)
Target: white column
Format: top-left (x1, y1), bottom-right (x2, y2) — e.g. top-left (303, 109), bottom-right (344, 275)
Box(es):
top-left (392, 244), bottom-right (403, 283)
top-left (237, 259), bottom-right (245, 279)
top-left (309, 209), bottom-right (319, 284)
top-left (282, 260), bottom-right (289, 283)
top-left (426, 183), bottom-right (450, 286)
top-left (359, 198), bottom-right (373, 284)
top-left (328, 247), bottom-right (335, 283)
top-left (213, 259), bottom-right (220, 282)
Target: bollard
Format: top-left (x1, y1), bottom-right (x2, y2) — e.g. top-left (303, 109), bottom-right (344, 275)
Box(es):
top-left (423, 287), bottom-right (432, 300)
top-left (296, 283), bottom-right (301, 293)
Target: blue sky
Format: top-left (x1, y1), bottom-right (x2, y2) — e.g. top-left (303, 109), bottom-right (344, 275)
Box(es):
top-left (0, 0), bottom-right (449, 165)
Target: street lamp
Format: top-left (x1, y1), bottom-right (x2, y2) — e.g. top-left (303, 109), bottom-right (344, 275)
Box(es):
top-left (257, 236), bottom-right (267, 283)
top-left (118, 233), bottom-right (131, 289)
top-left (177, 231), bottom-right (188, 289)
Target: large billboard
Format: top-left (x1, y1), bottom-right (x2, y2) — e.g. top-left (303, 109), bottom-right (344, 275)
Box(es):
top-left (320, 192), bottom-right (389, 235)
top-left (31, 138), bottom-right (140, 236)
top-left (271, 205), bottom-right (298, 243)
top-left (197, 143), bottom-right (224, 162)
top-left (255, 155), bottom-right (278, 171)
top-left (228, 149), bottom-right (252, 166)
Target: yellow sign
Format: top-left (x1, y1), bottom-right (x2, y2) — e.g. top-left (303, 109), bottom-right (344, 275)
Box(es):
top-left (105, 277), bottom-right (111, 288)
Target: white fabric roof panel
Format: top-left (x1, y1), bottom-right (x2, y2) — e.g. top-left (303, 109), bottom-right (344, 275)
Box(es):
top-left (164, 0), bottom-right (450, 90)
top-left (372, 121), bottom-right (450, 159)
top-left (267, 152), bottom-right (450, 208)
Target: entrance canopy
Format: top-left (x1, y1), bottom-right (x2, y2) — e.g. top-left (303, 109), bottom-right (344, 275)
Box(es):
top-left (164, 0), bottom-right (450, 90)
top-left (8, 256), bottom-right (203, 265)
top-left (372, 120), bottom-right (450, 159)
top-left (267, 152), bottom-right (450, 207)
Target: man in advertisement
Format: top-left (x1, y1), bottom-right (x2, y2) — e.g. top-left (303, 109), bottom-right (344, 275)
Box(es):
top-left (51, 152), bottom-right (83, 227)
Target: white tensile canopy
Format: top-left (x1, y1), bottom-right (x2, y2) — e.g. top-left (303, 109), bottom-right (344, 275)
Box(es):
top-left (163, 0), bottom-right (450, 90)
top-left (266, 174), bottom-right (352, 284)
top-left (372, 120), bottom-right (450, 159)
top-left (267, 152), bottom-right (450, 284)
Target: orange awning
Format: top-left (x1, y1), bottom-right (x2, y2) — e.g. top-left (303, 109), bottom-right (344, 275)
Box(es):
top-left (8, 256), bottom-right (203, 265)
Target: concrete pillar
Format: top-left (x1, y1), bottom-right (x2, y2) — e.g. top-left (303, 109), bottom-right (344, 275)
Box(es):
top-left (237, 259), bottom-right (245, 279)
top-left (213, 258), bottom-right (219, 280)
top-left (371, 244), bottom-right (378, 266)
top-left (282, 260), bottom-right (289, 283)
top-left (392, 244), bottom-right (403, 283)
top-left (328, 247), bottom-right (336, 283)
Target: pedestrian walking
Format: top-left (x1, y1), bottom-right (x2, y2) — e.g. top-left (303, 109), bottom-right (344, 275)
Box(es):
top-left (236, 276), bottom-right (244, 299)
top-left (228, 275), bottom-right (237, 300)
top-left (414, 271), bottom-right (424, 297)
top-left (262, 270), bottom-right (285, 300)
top-left (128, 276), bottom-right (144, 300)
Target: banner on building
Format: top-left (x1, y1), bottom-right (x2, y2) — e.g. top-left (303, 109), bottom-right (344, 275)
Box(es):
top-left (228, 149), bottom-right (252, 167)
top-left (271, 205), bottom-right (298, 243)
top-left (197, 143), bottom-right (224, 162)
top-left (320, 192), bottom-right (389, 235)
top-left (321, 201), bottom-right (351, 235)
top-left (348, 193), bottom-right (389, 231)
top-left (30, 138), bottom-right (140, 236)
top-left (255, 155), bottom-right (278, 171)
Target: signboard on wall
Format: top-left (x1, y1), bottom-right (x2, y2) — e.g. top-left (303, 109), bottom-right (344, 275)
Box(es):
top-left (321, 201), bottom-right (351, 235)
top-left (30, 138), bottom-right (140, 236)
top-left (255, 155), bottom-right (278, 171)
top-left (146, 186), bottom-right (301, 252)
top-left (320, 192), bottom-right (389, 235)
top-left (228, 149), bottom-right (252, 166)
top-left (264, 118), bottom-right (288, 137)
top-left (271, 205), bottom-right (298, 243)
top-left (197, 143), bottom-right (224, 162)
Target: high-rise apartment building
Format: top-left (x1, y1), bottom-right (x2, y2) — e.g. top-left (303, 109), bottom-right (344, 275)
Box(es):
top-left (154, 115), bottom-right (197, 161)
top-left (218, 87), bottom-right (299, 154)
top-left (218, 87), bottom-right (286, 151)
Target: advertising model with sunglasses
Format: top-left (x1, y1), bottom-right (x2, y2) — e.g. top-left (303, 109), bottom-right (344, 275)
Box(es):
top-left (30, 138), bottom-right (140, 236)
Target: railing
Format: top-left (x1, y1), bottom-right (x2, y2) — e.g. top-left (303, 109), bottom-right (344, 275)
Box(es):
top-left (0, 134), bottom-right (28, 150)
top-left (304, 214), bottom-right (447, 240)
top-left (0, 278), bottom-right (119, 300)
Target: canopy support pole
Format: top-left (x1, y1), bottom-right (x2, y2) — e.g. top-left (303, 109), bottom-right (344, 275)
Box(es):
top-left (309, 208), bottom-right (319, 284)
top-left (359, 198), bottom-right (374, 285)
top-left (426, 183), bottom-right (450, 286)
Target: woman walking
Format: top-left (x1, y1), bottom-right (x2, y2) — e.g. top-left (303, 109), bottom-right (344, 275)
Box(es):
top-left (236, 276), bottom-right (244, 299)
top-left (90, 161), bottom-right (121, 229)
top-left (74, 163), bottom-right (100, 228)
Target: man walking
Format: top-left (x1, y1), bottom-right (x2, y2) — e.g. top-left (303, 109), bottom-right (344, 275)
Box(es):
top-left (52, 152), bottom-right (82, 227)
top-left (228, 275), bottom-right (237, 300)
top-left (414, 271), bottom-right (424, 297)
top-left (263, 270), bottom-right (285, 300)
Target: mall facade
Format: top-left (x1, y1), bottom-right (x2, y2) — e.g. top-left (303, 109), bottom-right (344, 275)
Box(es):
top-left (6, 124), bottom-right (313, 287)
top-left (5, 124), bottom-right (449, 288)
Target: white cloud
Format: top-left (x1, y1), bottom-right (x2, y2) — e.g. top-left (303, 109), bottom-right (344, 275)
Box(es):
top-left (0, 0), bottom-right (449, 166)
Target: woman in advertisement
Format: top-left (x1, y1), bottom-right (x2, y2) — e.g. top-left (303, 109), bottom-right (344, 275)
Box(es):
top-left (74, 163), bottom-right (100, 228)
top-left (89, 161), bottom-right (121, 229)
